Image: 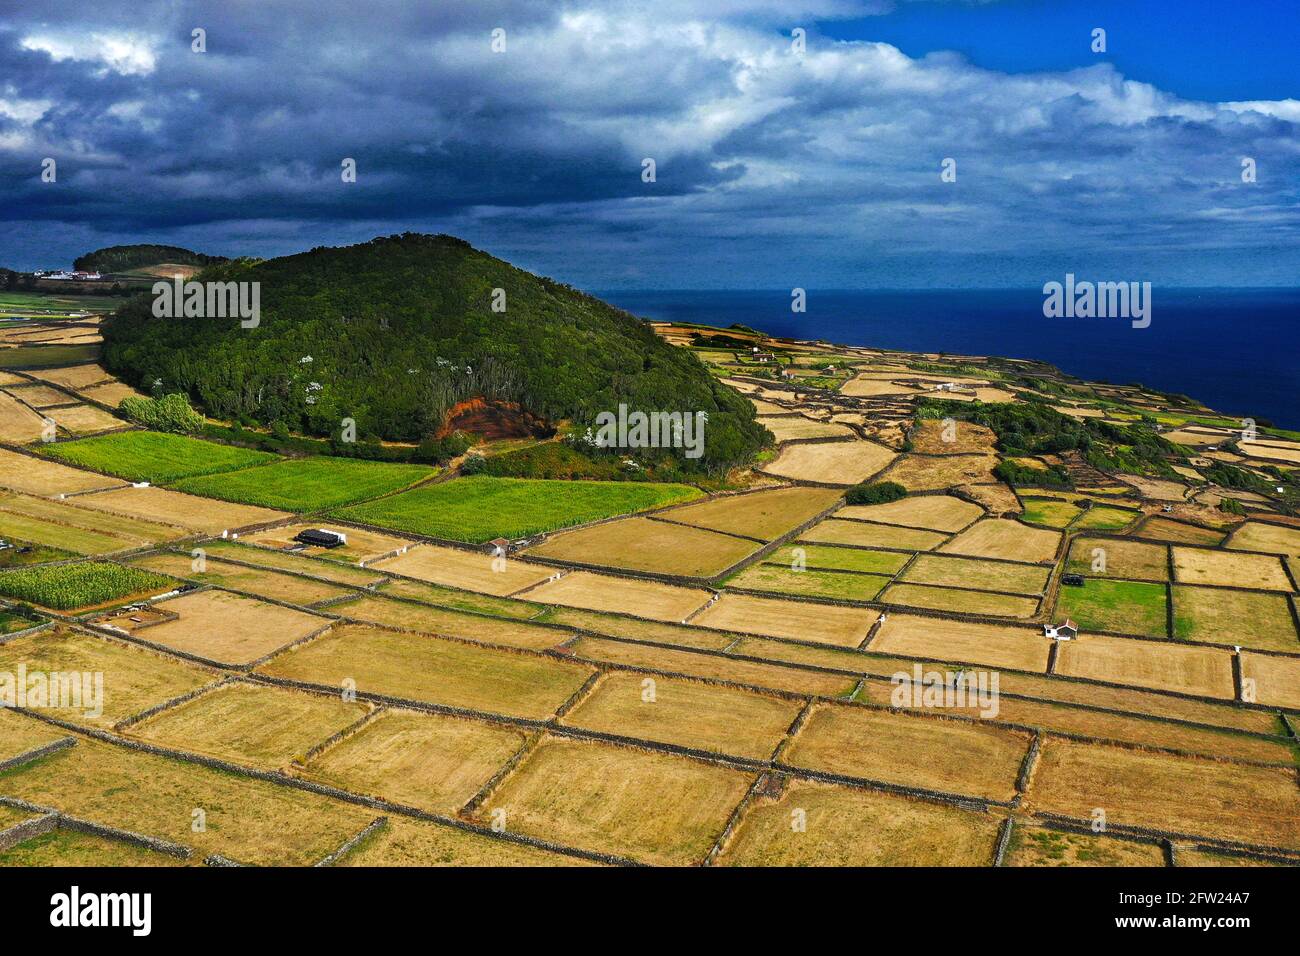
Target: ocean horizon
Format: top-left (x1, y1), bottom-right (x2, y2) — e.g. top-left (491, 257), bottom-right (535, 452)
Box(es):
top-left (600, 287), bottom-right (1300, 430)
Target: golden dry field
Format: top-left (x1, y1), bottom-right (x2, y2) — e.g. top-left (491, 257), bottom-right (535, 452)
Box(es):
top-left (3, 332), bottom-right (1299, 871)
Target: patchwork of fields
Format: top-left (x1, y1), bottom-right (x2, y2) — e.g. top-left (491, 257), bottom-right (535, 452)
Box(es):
top-left (2, 342), bottom-right (1299, 869)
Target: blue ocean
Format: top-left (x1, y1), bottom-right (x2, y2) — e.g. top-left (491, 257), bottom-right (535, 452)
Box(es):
top-left (600, 288), bottom-right (1300, 430)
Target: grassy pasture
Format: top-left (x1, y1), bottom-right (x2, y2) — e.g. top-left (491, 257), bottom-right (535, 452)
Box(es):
top-left (1176, 848), bottom-right (1289, 868)
top-left (333, 476), bottom-right (702, 543)
top-left (471, 736), bottom-right (752, 865)
top-left (257, 623), bottom-right (594, 720)
top-left (138, 589), bottom-right (326, 665)
top-left (1056, 634), bottom-right (1233, 698)
top-left (839, 495), bottom-right (984, 533)
top-left (1071, 505), bottom-right (1139, 531)
top-left (880, 583), bottom-right (1040, 618)
top-left (880, 453), bottom-right (998, 491)
top-left (800, 518), bottom-right (948, 551)
top-left (718, 778), bottom-right (999, 866)
top-left (0, 344), bottom-right (100, 368)
top-left (0, 828), bottom-right (188, 867)
top-left (857, 680), bottom-right (1293, 763)
top-left (870, 613), bottom-right (1050, 672)
top-left (242, 522), bottom-right (411, 564)
top-left (526, 516), bottom-right (759, 578)
top-left (939, 519), bottom-right (1060, 563)
top-left (1173, 585), bottom-right (1297, 652)
top-left (298, 709), bottom-right (525, 814)
top-left (1, 493), bottom-right (183, 546)
top-left (375, 577), bottom-right (544, 620)
top-left (200, 539), bottom-right (384, 587)
top-left (336, 816), bottom-right (592, 866)
top-left (0, 736), bottom-right (375, 866)
top-left (129, 551), bottom-right (351, 606)
top-left (0, 508), bottom-right (138, 555)
top-left (568, 636), bottom-right (858, 698)
top-left (562, 671), bottom-right (802, 759)
top-left (1004, 825), bottom-right (1166, 867)
top-left (45, 404), bottom-right (125, 435)
top-left (0, 629), bottom-right (211, 728)
top-left (1027, 739), bottom-right (1300, 850)
top-left (757, 416), bottom-right (853, 442)
top-left (725, 563), bottom-right (891, 602)
top-left (782, 704), bottom-right (1029, 802)
top-left (519, 571), bottom-right (712, 622)
top-left (172, 456), bottom-right (433, 511)
top-left (1240, 652), bottom-right (1300, 710)
top-left (0, 561), bottom-right (174, 611)
top-left (537, 606), bottom-right (740, 650)
top-left (766, 543), bottom-right (909, 575)
top-left (664, 486), bottom-right (844, 540)
top-left (1227, 521), bottom-right (1300, 556)
top-left (0, 708), bottom-right (71, 762)
top-left (763, 441), bottom-right (897, 485)
top-left (1172, 547), bottom-right (1292, 592)
top-left (0, 447), bottom-right (121, 496)
top-left (1135, 517), bottom-right (1226, 547)
top-left (1066, 537), bottom-right (1168, 582)
top-left (41, 430), bottom-right (276, 483)
top-left (371, 543), bottom-right (556, 596)
top-left (1056, 579), bottom-right (1168, 638)
top-left (1018, 498), bottom-right (1080, 529)
top-left (694, 592), bottom-right (872, 646)
top-left (899, 554), bottom-right (1049, 594)
top-left (70, 484), bottom-right (289, 534)
top-left (130, 682), bottom-right (370, 770)
top-left (988, 668), bottom-right (1276, 735)
top-left (331, 594), bottom-right (568, 650)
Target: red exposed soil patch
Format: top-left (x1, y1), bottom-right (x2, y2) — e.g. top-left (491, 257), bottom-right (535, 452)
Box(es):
top-left (437, 397), bottom-right (552, 440)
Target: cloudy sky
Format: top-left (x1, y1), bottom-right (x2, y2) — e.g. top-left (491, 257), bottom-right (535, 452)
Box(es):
top-left (1, 0), bottom-right (1296, 287)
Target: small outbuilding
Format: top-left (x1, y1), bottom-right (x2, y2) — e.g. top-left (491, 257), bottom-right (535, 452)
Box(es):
top-left (1043, 618), bottom-right (1078, 640)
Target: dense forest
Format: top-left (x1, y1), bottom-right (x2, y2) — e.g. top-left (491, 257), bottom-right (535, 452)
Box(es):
top-left (74, 244), bottom-right (227, 273)
top-left (102, 233), bottom-right (770, 472)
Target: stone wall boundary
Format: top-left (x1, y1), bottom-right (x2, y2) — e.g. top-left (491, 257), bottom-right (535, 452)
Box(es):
top-left (12, 706), bottom-right (637, 867)
top-left (702, 771), bottom-right (767, 866)
top-left (113, 676), bottom-right (236, 731)
top-left (991, 817), bottom-right (1014, 866)
top-left (315, 816), bottom-right (388, 866)
top-left (0, 735), bottom-right (77, 772)
top-left (0, 811), bottom-right (58, 853)
top-left (1028, 810), bottom-right (1300, 863)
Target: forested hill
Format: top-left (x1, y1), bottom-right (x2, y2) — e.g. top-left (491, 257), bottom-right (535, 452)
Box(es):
top-left (74, 244), bottom-right (227, 273)
top-left (101, 233), bottom-right (769, 471)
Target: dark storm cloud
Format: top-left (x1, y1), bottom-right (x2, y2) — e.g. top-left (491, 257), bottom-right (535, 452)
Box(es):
top-left (0, 0), bottom-right (1296, 286)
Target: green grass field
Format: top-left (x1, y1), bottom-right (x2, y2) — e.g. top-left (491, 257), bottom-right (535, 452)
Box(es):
top-left (170, 456), bottom-right (435, 511)
top-left (333, 475), bottom-right (703, 543)
top-left (0, 541), bottom-right (77, 568)
top-left (0, 344), bottom-right (100, 368)
top-left (0, 291), bottom-right (119, 312)
top-left (1056, 579), bottom-right (1168, 638)
top-left (0, 609), bottom-right (38, 634)
top-left (40, 431), bottom-right (278, 483)
top-left (1071, 505), bottom-right (1140, 531)
top-left (725, 563), bottom-right (890, 601)
top-left (0, 562), bottom-right (175, 610)
top-left (1020, 498), bottom-right (1081, 528)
